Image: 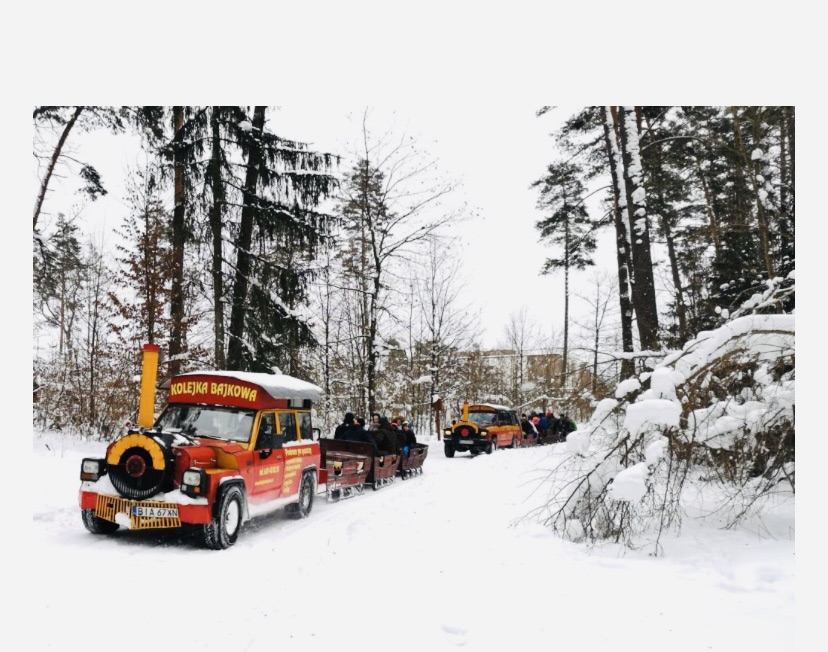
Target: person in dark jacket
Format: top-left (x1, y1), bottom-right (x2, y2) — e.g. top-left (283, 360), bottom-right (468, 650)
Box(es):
top-left (368, 413), bottom-right (381, 431)
top-left (334, 412), bottom-right (354, 440)
top-left (342, 417), bottom-right (381, 455)
top-left (521, 413), bottom-right (538, 439)
top-left (400, 420), bottom-right (417, 457)
top-left (373, 416), bottom-right (399, 455)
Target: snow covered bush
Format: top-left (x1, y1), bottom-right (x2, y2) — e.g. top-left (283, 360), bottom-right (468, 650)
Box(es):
top-left (536, 272), bottom-right (795, 553)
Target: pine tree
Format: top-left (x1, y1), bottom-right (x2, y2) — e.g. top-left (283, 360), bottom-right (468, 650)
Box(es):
top-left (533, 161), bottom-right (596, 385)
top-left (109, 164), bottom-right (172, 349)
top-left (34, 213), bottom-right (85, 355)
top-left (225, 106), bottom-right (339, 373)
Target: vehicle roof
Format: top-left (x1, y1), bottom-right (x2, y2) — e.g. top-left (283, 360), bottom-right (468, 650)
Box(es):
top-left (469, 403), bottom-right (514, 412)
top-left (175, 370), bottom-right (322, 401)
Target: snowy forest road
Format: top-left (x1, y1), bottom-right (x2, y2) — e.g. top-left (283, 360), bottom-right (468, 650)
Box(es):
top-left (29, 433), bottom-right (794, 651)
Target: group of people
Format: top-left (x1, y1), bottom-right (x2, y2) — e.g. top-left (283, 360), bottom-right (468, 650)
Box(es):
top-left (332, 412), bottom-right (419, 457)
top-left (520, 410), bottom-right (577, 441)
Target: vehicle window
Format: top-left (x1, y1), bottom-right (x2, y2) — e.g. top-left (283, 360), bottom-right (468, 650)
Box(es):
top-left (254, 413), bottom-right (276, 450)
top-left (469, 411), bottom-right (496, 426)
top-left (279, 412), bottom-right (298, 443)
top-left (156, 405), bottom-right (255, 443)
top-left (299, 412), bottom-right (312, 440)
top-left (508, 412), bottom-right (519, 426)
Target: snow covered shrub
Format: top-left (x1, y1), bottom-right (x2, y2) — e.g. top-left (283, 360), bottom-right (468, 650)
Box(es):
top-left (536, 272), bottom-right (794, 552)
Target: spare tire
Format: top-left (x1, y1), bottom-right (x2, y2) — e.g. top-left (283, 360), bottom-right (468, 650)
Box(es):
top-left (107, 433), bottom-right (173, 500)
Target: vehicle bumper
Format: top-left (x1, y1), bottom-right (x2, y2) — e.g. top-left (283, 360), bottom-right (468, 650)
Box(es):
top-left (448, 438), bottom-right (488, 452)
top-left (80, 490), bottom-right (213, 529)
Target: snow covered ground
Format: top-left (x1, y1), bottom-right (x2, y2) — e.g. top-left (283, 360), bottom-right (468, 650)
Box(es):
top-left (29, 429), bottom-right (794, 651)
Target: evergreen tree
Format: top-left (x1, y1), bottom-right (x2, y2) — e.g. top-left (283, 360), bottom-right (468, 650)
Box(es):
top-left (225, 106), bottom-right (339, 373)
top-left (34, 213), bottom-right (85, 355)
top-left (533, 161), bottom-right (596, 385)
top-left (109, 164), bottom-right (172, 349)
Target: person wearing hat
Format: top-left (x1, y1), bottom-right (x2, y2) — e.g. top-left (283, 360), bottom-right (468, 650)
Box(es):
top-left (342, 416), bottom-right (381, 455)
top-left (401, 420), bottom-right (417, 457)
top-left (334, 412), bottom-right (354, 440)
top-left (373, 416), bottom-right (399, 455)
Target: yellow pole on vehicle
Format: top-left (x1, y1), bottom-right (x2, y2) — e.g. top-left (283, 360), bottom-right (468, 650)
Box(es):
top-left (138, 344), bottom-right (160, 429)
top-left (462, 400), bottom-right (469, 423)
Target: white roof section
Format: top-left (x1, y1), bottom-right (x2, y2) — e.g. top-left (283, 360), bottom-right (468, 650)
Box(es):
top-left (177, 370), bottom-right (323, 401)
top-left (470, 402), bottom-right (513, 412)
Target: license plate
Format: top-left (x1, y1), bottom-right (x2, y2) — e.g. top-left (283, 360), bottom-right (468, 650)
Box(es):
top-left (132, 505), bottom-right (179, 519)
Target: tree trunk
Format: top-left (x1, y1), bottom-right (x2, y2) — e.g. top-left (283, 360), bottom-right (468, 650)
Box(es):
top-left (697, 170), bottom-right (722, 261)
top-left (226, 106), bottom-right (267, 370)
top-left (168, 106), bottom-right (187, 378)
top-left (34, 106), bottom-right (84, 231)
top-left (603, 107), bottom-right (635, 379)
top-left (644, 115), bottom-right (688, 341)
top-left (730, 106), bottom-right (774, 278)
top-left (208, 109), bottom-right (226, 368)
top-left (618, 106), bottom-right (659, 351)
top-left (562, 205), bottom-right (570, 389)
top-left (367, 265), bottom-right (380, 414)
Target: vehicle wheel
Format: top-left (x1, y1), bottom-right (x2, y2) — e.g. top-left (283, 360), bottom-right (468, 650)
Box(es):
top-left (289, 472), bottom-right (315, 519)
top-left (82, 508), bottom-right (119, 534)
top-left (444, 443), bottom-right (455, 458)
top-left (485, 440), bottom-right (494, 454)
top-left (200, 485), bottom-right (244, 550)
top-left (492, 439), bottom-right (498, 452)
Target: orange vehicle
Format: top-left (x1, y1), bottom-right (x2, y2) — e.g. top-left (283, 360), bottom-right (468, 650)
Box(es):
top-left (442, 401), bottom-right (522, 457)
top-left (78, 344), bottom-right (340, 549)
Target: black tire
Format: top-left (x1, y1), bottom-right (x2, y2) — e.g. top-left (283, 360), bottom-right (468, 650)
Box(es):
top-left (485, 440), bottom-right (494, 454)
top-left (82, 508), bottom-right (120, 534)
top-left (444, 443), bottom-right (455, 458)
top-left (200, 485), bottom-right (244, 550)
top-left (289, 472), bottom-right (315, 519)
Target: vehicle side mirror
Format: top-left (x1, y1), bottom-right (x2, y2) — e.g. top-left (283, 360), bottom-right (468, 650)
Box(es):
top-left (312, 427), bottom-right (321, 441)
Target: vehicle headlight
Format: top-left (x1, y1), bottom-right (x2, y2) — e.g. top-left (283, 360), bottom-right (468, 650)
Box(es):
top-left (479, 429), bottom-right (488, 436)
top-left (80, 458), bottom-right (106, 481)
top-left (443, 428), bottom-right (452, 435)
top-left (181, 468), bottom-right (207, 496)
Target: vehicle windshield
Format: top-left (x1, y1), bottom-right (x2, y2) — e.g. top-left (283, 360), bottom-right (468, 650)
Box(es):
top-left (155, 405), bottom-right (256, 443)
top-left (469, 411), bottom-right (496, 427)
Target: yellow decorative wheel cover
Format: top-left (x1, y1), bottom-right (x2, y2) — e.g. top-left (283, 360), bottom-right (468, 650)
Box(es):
top-left (107, 433), bottom-right (166, 470)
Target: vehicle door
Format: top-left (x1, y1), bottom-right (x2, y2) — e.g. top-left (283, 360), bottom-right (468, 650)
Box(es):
top-left (507, 411), bottom-right (521, 444)
top-left (277, 411), bottom-right (302, 496)
top-left (490, 411), bottom-right (507, 446)
top-left (250, 411), bottom-right (285, 501)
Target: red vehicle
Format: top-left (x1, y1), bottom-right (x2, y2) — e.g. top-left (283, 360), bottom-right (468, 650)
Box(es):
top-left (79, 345), bottom-right (344, 549)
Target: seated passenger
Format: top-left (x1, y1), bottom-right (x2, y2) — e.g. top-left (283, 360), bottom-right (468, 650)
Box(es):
top-left (401, 420), bottom-right (417, 456)
top-left (342, 417), bottom-right (381, 455)
top-left (374, 416), bottom-right (399, 455)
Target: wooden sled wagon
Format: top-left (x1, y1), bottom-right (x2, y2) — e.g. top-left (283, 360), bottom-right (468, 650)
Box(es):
top-left (319, 438), bottom-right (401, 497)
top-left (395, 432), bottom-right (428, 479)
